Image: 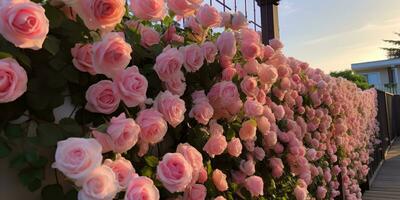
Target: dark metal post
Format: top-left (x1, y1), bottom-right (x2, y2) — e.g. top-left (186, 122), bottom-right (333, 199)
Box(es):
top-left (256, 0), bottom-right (280, 44)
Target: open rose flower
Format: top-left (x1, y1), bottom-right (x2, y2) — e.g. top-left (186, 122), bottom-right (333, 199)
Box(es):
top-left (85, 80), bottom-right (121, 114)
top-left (216, 31), bottom-right (237, 58)
top-left (0, 58), bottom-right (27, 103)
top-left (114, 66), bottom-right (148, 107)
top-left (180, 44), bottom-right (204, 73)
top-left (231, 11), bottom-right (248, 30)
top-left (107, 113), bottom-right (140, 153)
top-left (177, 143), bottom-right (203, 183)
top-left (0, 0), bottom-right (49, 50)
top-left (245, 176), bottom-right (264, 197)
top-left (125, 176), bottom-right (160, 200)
top-left (157, 153), bottom-right (193, 193)
top-left (136, 109), bottom-right (168, 144)
top-left (154, 47), bottom-right (184, 81)
top-left (130, 0), bottom-right (165, 21)
top-left (196, 4), bottom-right (221, 28)
top-left (71, 43), bottom-right (96, 75)
top-left (167, 0), bottom-right (202, 17)
top-left (63, 0), bottom-right (125, 32)
top-left (165, 71), bottom-right (187, 96)
top-left (104, 155), bottom-right (136, 189)
top-left (53, 138), bottom-right (102, 182)
top-left (203, 133), bottom-right (227, 158)
top-left (189, 101), bottom-right (214, 125)
top-left (208, 81), bottom-right (242, 119)
top-left (92, 32), bottom-right (132, 78)
top-left (140, 26), bottom-right (161, 48)
top-left (78, 165), bottom-right (119, 200)
top-left (201, 41), bottom-right (218, 64)
top-left (154, 91), bottom-right (186, 127)
top-left (183, 184), bottom-right (206, 200)
top-left (227, 137), bottom-right (242, 157)
top-left (212, 169), bottom-right (228, 192)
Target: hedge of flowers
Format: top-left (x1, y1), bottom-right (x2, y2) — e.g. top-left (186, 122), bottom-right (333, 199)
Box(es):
top-left (0, 0), bottom-right (379, 200)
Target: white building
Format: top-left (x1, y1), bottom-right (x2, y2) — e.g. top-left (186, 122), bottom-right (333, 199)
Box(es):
top-left (351, 58), bottom-right (400, 94)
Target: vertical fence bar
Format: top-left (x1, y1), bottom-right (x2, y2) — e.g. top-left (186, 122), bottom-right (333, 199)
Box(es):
top-left (256, 0), bottom-right (279, 44)
top-left (234, 0), bottom-right (237, 11)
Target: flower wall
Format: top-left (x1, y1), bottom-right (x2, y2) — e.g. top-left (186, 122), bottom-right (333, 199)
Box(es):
top-left (0, 0), bottom-right (379, 200)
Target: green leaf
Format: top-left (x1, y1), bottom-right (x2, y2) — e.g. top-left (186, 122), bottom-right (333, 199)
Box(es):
top-left (37, 123), bottom-right (64, 146)
top-left (141, 166), bottom-right (153, 178)
top-left (43, 35), bottom-right (61, 55)
top-left (25, 151), bottom-right (48, 168)
top-left (96, 124), bottom-right (108, 133)
top-left (18, 168), bottom-right (44, 191)
top-left (41, 184), bottom-right (64, 200)
top-left (5, 123), bottom-right (24, 139)
top-left (62, 65), bottom-right (80, 84)
top-left (9, 154), bottom-right (28, 169)
top-left (0, 141), bottom-right (11, 158)
top-left (144, 156), bottom-right (159, 167)
top-left (59, 118), bottom-right (82, 137)
top-left (0, 51), bottom-right (12, 59)
top-left (44, 4), bottom-right (65, 29)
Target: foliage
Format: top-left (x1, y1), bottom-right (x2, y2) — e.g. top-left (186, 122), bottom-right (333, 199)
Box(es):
top-left (382, 32), bottom-right (400, 59)
top-left (330, 70), bottom-right (372, 90)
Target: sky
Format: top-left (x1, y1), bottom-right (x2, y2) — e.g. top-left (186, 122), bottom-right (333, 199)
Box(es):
top-left (278, 0), bottom-right (400, 73)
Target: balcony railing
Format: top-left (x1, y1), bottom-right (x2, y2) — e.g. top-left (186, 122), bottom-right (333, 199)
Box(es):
top-left (373, 83), bottom-right (399, 94)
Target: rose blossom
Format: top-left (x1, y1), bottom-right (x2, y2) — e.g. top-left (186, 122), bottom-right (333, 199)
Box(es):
top-left (222, 67), bottom-right (237, 81)
top-left (130, 0), bottom-right (165, 21)
top-left (270, 157), bottom-right (284, 178)
top-left (140, 26), bottom-right (161, 48)
top-left (107, 113), bottom-right (140, 153)
top-left (201, 41), bottom-right (218, 63)
top-left (245, 176), bottom-right (264, 197)
top-left (92, 32), bottom-right (132, 78)
top-left (216, 31), bottom-right (237, 58)
top-left (220, 11), bottom-right (231, 27)
top-left (163, 25), bottom-right (184, 43)
top-left (157, 153), bottom-right (193, 192)
top-left (104, 155), bottom-right (136, 189)
top-left (180, 44), bottom-right (204, 72)
top-left (258, 64), bottom-right (278, 84)
top-left (198, 168), bottom-right (208, 183)
top-left (53, 138), bottom-right (102, 181)
top-left (240, 159), bottom-right (255, 176)
top-left (196, 4), bottom-right (221, 28)
top-left (114, 66), bottom-right (148, 107)
top-left (240, 42), bottom-right (261, 60)
top-left (244, 99), bottom-right (264, 117)
top-left (317, 186), bottom-right (327, 199)
top-left (240, 76), bottom-right (259, 97)
top-left (85, 80), bottom-right (121, 114)
top-left (227, 137), bottom-right (242, 157)
top-left (64, 0), bottom-right (125, 32)
top-left (177, 143), bottom-right (203, 181)
top-left (294, 185), bottom-right (308, 200)
top-left (212, 169), bottom-right (228, 192)
top-left (154, 91), bottom-right (186, 127)
top-left (125, 176), bottom-right (160, 200)
top-left (78, 165), bottom-right (119, 200)
top-left (189, 101), bottom-right (214, 125)
top-left (239, 120), bottom-right (257, 141)
top-left (165, 71), bottom-right (187, 96)
top-left (183, 184), bottom-right (206, 200)
top-left (203, 134), bottom-right (227, 158)
top-left (0, 0), bottom-right (49, 50)
top-left (71, 43), bottom-right (96, 75)
top-left (207, 81), bottom-right (242, 119)
top-left (167, 0), bottom-right (202, 17)
top-left (136, 109), bottom-right (168, 144)
top-left (154, 47), bottom-right (184, 81)
top-left (243, 59), bottom-right (260, 75)
top-left (256, 116), bottom-right (270, 134)
top-left (231, 11), bottom-right (248, 30)
top-left (185, 16), bottom-right (203, 35)
top-left (214, 196), bottom-right (226, 200)
top-left (0, 58), bottom-right (27, 103)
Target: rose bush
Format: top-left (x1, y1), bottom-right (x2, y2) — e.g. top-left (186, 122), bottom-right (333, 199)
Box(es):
top-left (0, 1), bottom-right (379, 200)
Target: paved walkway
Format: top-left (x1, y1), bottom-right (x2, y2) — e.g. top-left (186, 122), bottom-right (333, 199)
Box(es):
top-left (363, 138), bottom-right (400, 200)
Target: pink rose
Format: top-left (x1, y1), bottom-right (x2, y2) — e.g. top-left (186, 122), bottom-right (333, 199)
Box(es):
top-left (240, 76), bottom-right (259, 98)
top-left (207, 81), bottom-right (242, 119)
top-left (92, 32), bottom-right (132, 78)
top-left (258, 64), bottom-right (278, 84)
top-left (65, 0), bottom-right (125, 32)
top-left (253, 147), bottom-right (265, 161)
top-left (239, 120), bottom-right (257, 141)
top-left (140, 26), bottom-right (161, 48)
top-left (154, 47), bottom-right (184, 81)
top-left (219, 56), bottom-right (234, 69)
top-left (227, 137), bottom-right (242, 157)
top-left (196, 4), bottom-right (221, 28)
top-left (165, 72), bottom-right (187, 96)
top-left (201, 42), bottom-right (218, 63)
top-left (157, 153), bottom-right (193, 192)
top-left (183, 184), bottom-right (206, 200)
top-left (154, 91), bottom-right (186, 127)
top-left (78, 165), bottom-right (119, 200)
top-left (107, 113), bottom-right (140, 153)
top-left (177, 143), bottom-right (203, 181)
top-left (269, 157), bottom-right (284, 178)
top-left (216, 31), bottom-right (237, 58)
top-left (244, 176), bottom-right (264, 197)
top-left (136, 109), bottom-right (168, 144)
top-left (104, 155), bottom-right (136, 189)
top-left (317, 186), bottom-right (327, 199)
top-left (231, 11), bottom-right (248, 30)
top-left (256, 116), bottom-right (270, 134)
top-left (130, 0), bottom-right (165, 21)
top-left (240, 42), bottom-right (261, 60)
top-left (114, 66), bottom-right (148, 107)
top-left (0, 58), bottom-right (27, 103)
top-left (212, 169), bottom-right (228, 192)
top-left (294, 185), bottom-right (308, 200)
top-left (71, 43), bottom-right (96, 75)
top-left (0, 0), bottom-right (49, 50)
top-left (185, 16), bottom-right (203, 35)
top-left (125, 19), bottom-right (143, 31)
top-left (220, 12), bottom-right (231, 28)
top-left (214, 196), bottom-right (226, 200)
top-left (125, 176), bottom-right (160, 200)
top-left (163, 25), bottom-right (184, 43)
top-left (198, 168), bottom-right (208, 183)
top-left (189, 101), bottom-right (214, 125)
top-left (264, 131), bottom-right (278, 149)
top-left (243, 59), bottom-right (260, 75)
top-left (269, 38), bottom-right (284, 50)
top-left (203, 134), bottom-right (227, 158)
top-left (85, 80), bottom-right (120, 114)
top-left (180, 44), bottom-right (204, 72)
top-left (221, 67), bottom-right (237, 81)
top-left (240, 159), bottom-right (255, 176)
top-left (244, 99), bottom-right (264, 117)
top-left (53, 138), bottom-right (102, 181)
top-left (167, 0), bottom-right (202, 17)
top-left (262, 45), bottom-right (275, 60)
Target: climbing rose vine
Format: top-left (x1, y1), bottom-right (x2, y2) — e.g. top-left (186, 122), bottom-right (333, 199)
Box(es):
top-left (0, 0), bottom-right (379, 200)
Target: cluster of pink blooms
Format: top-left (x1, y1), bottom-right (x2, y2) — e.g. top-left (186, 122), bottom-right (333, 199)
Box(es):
top-left (0, 0), bottom-right (379, 199)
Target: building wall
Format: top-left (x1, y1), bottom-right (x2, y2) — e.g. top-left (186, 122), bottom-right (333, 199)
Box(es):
top-left (354, 68), bottom-right (389, 85)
